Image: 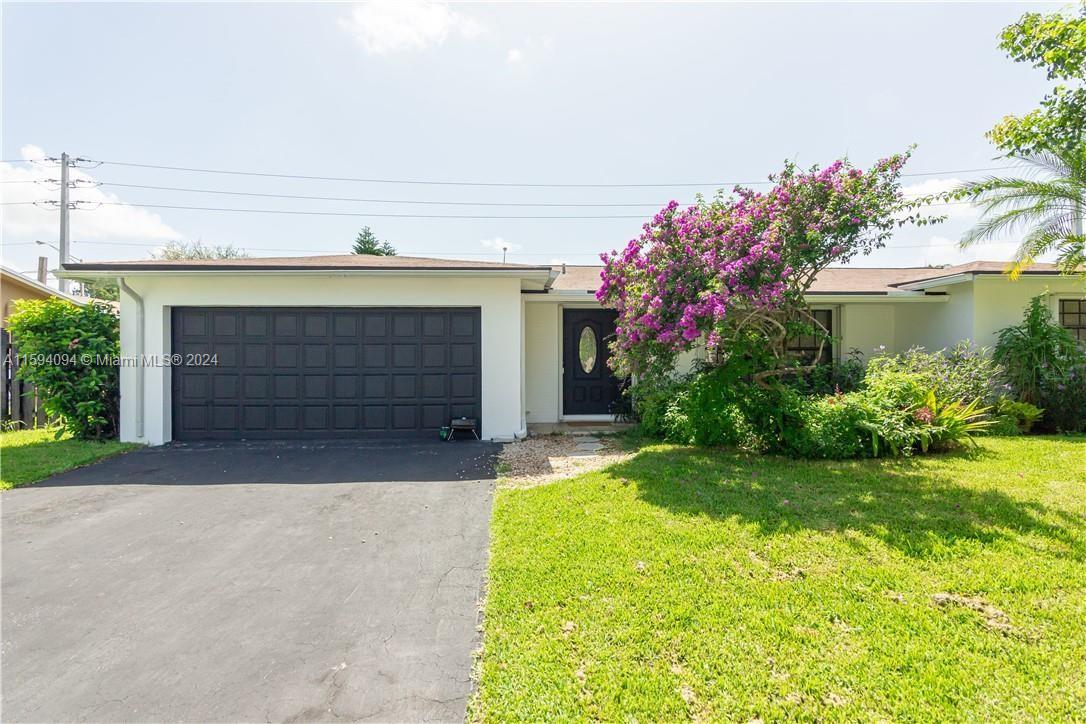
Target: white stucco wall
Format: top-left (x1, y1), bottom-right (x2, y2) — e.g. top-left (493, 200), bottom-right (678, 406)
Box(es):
top-left (890, 286), bottom-right (972, 353)
top-left (839, 303), bottom-right (897, 358)
top-left (118, 273), bottom-right (525, 445)
top-left (971, 274), bottom-right (1085, 347)
top-left (523, 301), bottom-right (560, 423)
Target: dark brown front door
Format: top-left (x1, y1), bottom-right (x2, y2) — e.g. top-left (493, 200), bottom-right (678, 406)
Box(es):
top-left (562, 309), bottom-right (622, 415)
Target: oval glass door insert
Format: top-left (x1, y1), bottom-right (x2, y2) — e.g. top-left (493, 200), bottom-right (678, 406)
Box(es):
top-left (578, 326), bottom-right (598, 373)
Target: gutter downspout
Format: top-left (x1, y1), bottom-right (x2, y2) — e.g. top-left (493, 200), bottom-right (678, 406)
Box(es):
top-left (118, 278), bottom-right (144, 440)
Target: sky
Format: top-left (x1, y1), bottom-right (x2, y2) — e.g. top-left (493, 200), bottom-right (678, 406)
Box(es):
top-left (0, 1), bottom-right (1069, 285)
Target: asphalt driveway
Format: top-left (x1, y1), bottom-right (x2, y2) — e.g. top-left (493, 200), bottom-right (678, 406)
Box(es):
top-left (2, 439), bottom-right (500, 723)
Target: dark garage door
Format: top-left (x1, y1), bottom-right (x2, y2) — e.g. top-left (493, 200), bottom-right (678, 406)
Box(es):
top-left (171, 307), bottom-right (481, 440)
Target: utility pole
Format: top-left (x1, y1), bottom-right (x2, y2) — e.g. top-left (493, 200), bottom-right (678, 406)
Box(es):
top-left (58, 151), bottom-right (71, 293)
top-left (36, 256), bottom-right (49, 285)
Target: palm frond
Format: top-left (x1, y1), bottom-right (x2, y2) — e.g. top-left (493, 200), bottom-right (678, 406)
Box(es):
top-left (956, 141), bottom-right (1086, 276)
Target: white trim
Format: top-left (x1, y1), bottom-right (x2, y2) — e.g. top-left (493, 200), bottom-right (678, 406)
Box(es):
top-left (894, 272), bottom-right (976, 290)
top-left (1, 265), bottom-right (87, 305)
top-left (57, 268), bottom-right (554, 284)
top-left (804, 293), bottom-right (947, 303)
top-left (560, 414), bottom-right (615, 422)
top-left (524, 290), bottom-right (599, 301)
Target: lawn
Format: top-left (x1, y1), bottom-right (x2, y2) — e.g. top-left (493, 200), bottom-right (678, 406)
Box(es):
top-left (476, 436), bottom-right (1086, 721)
top-left (0, 428), bottom-right (138, 489)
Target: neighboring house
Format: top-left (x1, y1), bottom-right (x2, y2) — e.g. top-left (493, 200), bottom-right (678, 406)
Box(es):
top-left (1, 264), bottom-right (85, 327)
top-left (59, 256), bottom-right (1085, 445)
top-left (1, 265), bottom-right (87, 428)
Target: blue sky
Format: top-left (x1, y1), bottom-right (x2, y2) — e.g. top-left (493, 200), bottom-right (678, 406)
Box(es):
top-left (0, 1), bottom-right (1066, 282)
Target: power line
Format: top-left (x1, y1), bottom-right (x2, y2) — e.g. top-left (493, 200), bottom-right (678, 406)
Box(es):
top-left (2, 237), bottom-right (987, 252)
top-left (95, 201), bottom-right (648, 219)
top-left (93, 182), bottom-right (664, 207)
top-left (33, 197), bottom-right (973, 221)
top-left (91, 158), bottom-right (1017, 188)
top-left (2, 178), bottom-right (986, 210)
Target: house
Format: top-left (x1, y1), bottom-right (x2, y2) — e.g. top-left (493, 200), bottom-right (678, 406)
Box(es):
top-left (59, 256), bottom-right (1085, 446)
top-left (1, 264), bottom-right (86, 328)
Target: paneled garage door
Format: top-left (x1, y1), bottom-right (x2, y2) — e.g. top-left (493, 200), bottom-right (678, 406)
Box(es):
top-left (171, 307), bottom-right (481, 440)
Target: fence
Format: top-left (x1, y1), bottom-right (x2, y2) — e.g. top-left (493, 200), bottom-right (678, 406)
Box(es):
top-left (1, 328), bottom-right (48, 429)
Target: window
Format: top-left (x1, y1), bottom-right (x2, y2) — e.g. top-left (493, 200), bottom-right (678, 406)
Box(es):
top-left (1059, 299), bottom-right (1086, 343)
top-left (787, 309), bottom-right (833, 365)
top-left (578, 325), bottom-right (598, 373)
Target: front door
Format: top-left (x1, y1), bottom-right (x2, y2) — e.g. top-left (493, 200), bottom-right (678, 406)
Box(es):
top-left (562, 309), bottom-right (622, 415)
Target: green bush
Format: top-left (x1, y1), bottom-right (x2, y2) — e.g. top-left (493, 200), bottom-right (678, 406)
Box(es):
top-left (865, 342), bottom-right (1003, 404)
top-left (994, 294), bottom-right (1084, 404)
top-left (992, 397), bottom-right (1044, 434)
top-left (647, 362), bottom-right (769, 450)
top-left (778, 389), bottom-right (874, 459)
top-left (5, 299), bottom-right (120, 439)
top-left (629, 377), bottom-right (683, 439)
top-left (784, 348), bottom-right (866, 396)
top-left (635, 350), bottom-right (994, 459)
top-left (1035, 363), bottom-right (1086, 433)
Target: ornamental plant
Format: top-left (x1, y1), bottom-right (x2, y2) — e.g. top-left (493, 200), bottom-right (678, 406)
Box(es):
top-left (598, 151), bottom-right (936, 380)
top-left (5, 298), bottom-right (120, 439)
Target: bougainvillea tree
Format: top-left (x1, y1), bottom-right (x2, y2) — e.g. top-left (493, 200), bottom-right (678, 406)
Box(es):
top-left (597, 151), bottom-right (937, 382)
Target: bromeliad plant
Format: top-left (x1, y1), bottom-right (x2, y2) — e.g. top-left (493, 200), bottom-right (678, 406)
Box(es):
top-left (597, 151), bottom-right (938, 382)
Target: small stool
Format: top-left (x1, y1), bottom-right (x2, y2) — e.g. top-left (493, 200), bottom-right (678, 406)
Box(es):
top-left (448, 417), bottom-right (480, 441)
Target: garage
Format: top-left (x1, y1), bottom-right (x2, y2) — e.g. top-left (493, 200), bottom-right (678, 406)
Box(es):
top-left (171, 307), bottom-right (481, 440)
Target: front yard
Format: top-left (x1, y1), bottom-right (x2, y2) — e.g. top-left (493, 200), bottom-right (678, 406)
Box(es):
top-left (0, 428), bottom-right (138, 489)
top-left (476, 436), bottom-right (1086, 720)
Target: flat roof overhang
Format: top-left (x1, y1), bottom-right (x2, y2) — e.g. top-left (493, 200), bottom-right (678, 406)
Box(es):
top-left (57, 265), bottom-right (559, 291)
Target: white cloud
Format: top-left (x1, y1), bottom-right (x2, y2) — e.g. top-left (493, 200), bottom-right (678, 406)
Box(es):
top-left (1, 144), bottom-right (182, 244)
top-left (506, 48), bottom-right (523, 64)
top-left (480, 237), bottom-right (520, 253)
top-left (338, 0), bottom-right (484, 55)
top-left (902, 177), bottom-right (980, 220)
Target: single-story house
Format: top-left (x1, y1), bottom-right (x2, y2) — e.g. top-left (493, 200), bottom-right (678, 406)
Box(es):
top-left (59, 256), bottom-right (1085, 445)
top-left (1, 264), bottom-right (86, 326)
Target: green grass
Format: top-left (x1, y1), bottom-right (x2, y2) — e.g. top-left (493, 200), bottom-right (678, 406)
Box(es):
top-left (476, 437), bottom-right (1086, 721)
top-left (0, 428), bottom-right (138, 489)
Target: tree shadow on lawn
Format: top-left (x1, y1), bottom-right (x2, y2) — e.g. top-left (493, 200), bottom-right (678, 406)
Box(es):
top-left (607, 442), bottom-right (1086, 561)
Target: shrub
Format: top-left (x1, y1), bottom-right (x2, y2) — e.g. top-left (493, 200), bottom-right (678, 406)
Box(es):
top-left (630, 377), bottom-right (682, 439)
top-left (636, 352), bottom-right (994, 459)
top-left (5, 298), bottom-right (120, 439)
top-left (865, 342), bottom-right (1003, 404)
top-left (992, 397), bottom-right (1045, 434)
top-left (778, 389), bottom-right (874, 459)
top-left (994, 294), bottom-right (1084, 403)
top-left (1035, 363), bottom-right (1086, 432)
top-left (785, 349), bottom-right (867, 396)
top-left (656, 362), bottom-right (771, 450)
top-left (854, 371), bottom-right (928, 456)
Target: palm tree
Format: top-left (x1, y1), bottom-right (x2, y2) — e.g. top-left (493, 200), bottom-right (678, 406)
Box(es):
top-left (957, 141), bottom-right (1085, 278)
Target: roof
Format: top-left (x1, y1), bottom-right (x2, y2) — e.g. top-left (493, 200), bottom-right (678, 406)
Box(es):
top-left (1, 265), bottom-right (87, 305)
top-left (547, 261), bottom-right (1068, 295)
top-left (58, 254), bottom-right (1071, 295)
top-left (61, 254), bottom-right (552, 273)
top-left (549, 265), bottom-right (604, 292)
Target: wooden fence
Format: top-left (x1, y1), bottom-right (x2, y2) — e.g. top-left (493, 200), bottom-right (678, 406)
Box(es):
top-left (1, 328), bottom-right (48, 429)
